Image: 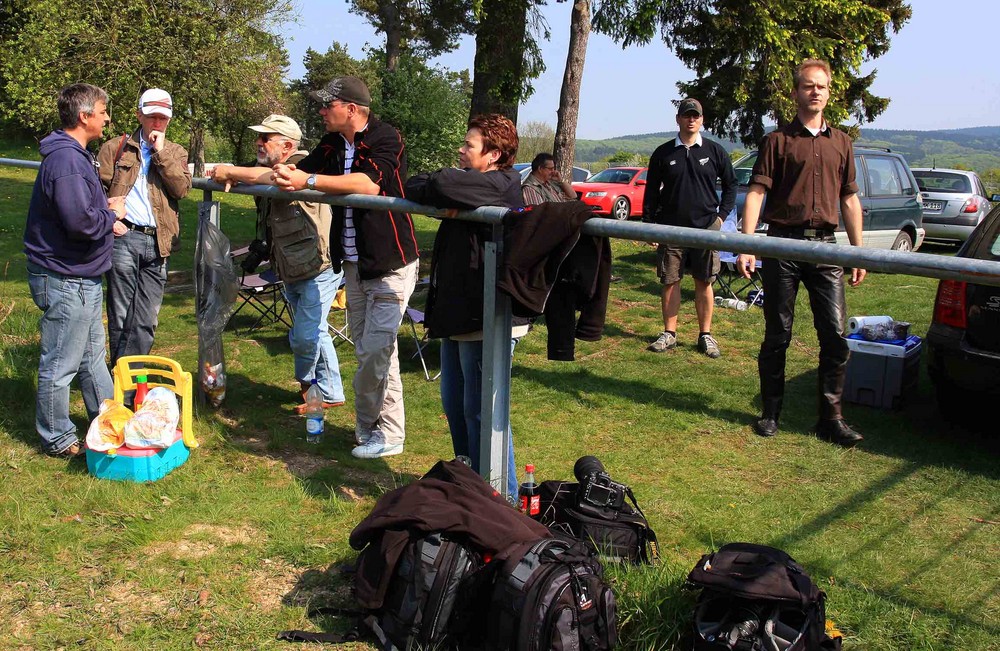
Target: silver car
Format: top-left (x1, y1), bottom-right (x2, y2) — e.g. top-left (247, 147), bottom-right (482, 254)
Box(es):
top-left (911, 168), bottom-right (993, 244)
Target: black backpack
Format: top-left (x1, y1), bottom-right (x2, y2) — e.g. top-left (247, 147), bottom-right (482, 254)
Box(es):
top-left (538, 480), bottom-right (659, 565)
top-left (278, 532), bottom-right (485, 650)
top-left (487, 537), bottom-right (618, 651)
top-left (687, 543), bottom-right (842, 651)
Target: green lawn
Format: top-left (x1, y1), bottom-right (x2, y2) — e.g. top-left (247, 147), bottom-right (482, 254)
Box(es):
top-left (0, 153), bottom-right (997, 651)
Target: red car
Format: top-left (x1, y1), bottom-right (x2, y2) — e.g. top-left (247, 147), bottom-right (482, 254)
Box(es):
top-left (572, 167), bottom-right (648, 220)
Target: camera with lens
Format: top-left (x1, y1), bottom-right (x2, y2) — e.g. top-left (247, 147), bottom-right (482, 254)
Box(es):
top-left (240, 239), bottom-right (270, 274)
top-left (573, 455), bottom-right (629, 511)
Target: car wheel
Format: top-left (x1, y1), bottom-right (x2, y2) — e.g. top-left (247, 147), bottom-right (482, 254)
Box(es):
top-left (611, 197), bottom-right (630, 221)
top-left (891, 231), bottom-right (913, 252)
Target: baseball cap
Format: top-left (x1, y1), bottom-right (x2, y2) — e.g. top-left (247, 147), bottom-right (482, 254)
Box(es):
top-left (309, 76), bottom-right (371, 107)
top-left (248, 114), bottom-right (302, 141)
top-left (677, 98), bottom-right (703, 116)
top-left (139, 88), bottom-right (173, 118)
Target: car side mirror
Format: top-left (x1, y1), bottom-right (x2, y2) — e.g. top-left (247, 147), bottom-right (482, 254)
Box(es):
top-left (991, 194), bottom-right (1000, 202)
top-left (634, 179), bottom-right (646, 186)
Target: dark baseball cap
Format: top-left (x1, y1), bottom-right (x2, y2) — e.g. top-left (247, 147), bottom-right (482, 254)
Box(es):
top-left (677, 98), bottom-right (703, 116)
top-left (309, 76), bottom-right (371, 107)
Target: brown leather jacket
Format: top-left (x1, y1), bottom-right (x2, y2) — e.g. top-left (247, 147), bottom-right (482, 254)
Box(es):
top-left (97, 131), bottom-right (192, 258)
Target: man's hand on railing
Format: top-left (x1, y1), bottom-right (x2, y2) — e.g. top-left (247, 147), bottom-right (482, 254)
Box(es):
top-left (207, 164), bottom-right (234, 192)
top-left (273, 163), bottom-right (307, 191)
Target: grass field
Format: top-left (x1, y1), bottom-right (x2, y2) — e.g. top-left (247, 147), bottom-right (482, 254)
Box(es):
top-left (0, 148), bottom-right (997, 650)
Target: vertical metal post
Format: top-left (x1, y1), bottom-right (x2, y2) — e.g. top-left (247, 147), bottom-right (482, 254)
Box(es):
top-left (195, 198), bottom-right (221, 407)
top-left (480, 221), bottom-right (514, 497)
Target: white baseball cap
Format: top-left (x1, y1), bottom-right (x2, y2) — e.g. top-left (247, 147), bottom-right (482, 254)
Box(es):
top-left (139, 88), bottom-right (173, 118)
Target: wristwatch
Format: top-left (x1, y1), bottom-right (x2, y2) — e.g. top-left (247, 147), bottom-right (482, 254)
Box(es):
top-left (306, 174), bottom-right (317, 190)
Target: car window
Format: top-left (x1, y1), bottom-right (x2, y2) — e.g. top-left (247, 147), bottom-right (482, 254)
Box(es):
top-left (855, 156), bottom-right (865, 197)
top-left (588, 168), bottom-right (634, 184)
top-left (912, 171), bottom-right (972, 193)
top-left (637, 170), bottom-right (647, 181)
top-left (976, 176), bottom-right (988, 197)
top-left (892, 159), bottom-right (914, 194)
top-left (865, 156), bottom-right (902, 196)
top-left (733, 152), bottom-right (757, 185)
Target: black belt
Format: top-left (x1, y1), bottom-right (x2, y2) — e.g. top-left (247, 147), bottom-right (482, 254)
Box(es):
top-left (122, 219), bottom-right (157, 236)
top-left (767, 226), bottom-right (835, 240)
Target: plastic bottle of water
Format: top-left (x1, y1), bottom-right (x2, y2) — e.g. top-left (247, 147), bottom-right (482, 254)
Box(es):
top-left (304, 379), bottom-right (325, 444)
top-left (715, 296), bottom-right (748, 311)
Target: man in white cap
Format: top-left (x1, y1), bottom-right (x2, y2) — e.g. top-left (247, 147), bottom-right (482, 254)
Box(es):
top-left (98, 88), bottom-right (191, 366)
top-left (209, 115), bottom-right (346, 415)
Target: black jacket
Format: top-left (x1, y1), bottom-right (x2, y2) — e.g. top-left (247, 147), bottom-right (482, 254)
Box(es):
top-left (499, 201), bottom-right (612, 361)
top-left (405, 167), bottom-right (524, 338)
top-left (297, 118), bottom-right (419, 280)
top-left (643, 136), bottom-right (737, 228)
top-left (350, 459), bottom-right (550, 610)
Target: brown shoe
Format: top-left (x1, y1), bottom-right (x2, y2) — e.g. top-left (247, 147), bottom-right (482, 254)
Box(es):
top-left (293, 400), bottom-right (345, 415)
top-left (53, 442), bottom-right (85, 457)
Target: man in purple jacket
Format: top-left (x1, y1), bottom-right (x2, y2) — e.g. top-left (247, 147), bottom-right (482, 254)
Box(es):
top-left (23, 83), bottom-right (127, 457)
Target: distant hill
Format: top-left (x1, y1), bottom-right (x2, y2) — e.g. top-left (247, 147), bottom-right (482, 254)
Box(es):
top-left (576, 126), bottom-right (1000, 174)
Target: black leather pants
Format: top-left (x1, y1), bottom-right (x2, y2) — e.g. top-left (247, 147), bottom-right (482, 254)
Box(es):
top-left (758, 245), bottom-right (849, 422)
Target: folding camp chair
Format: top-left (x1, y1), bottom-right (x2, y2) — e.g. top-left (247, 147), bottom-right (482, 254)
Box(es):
top-left (328, 275), bottom-right (353, 346)
top-left (714, 208), bottom-right (763, 303)
top-left (402, 306), bottom-right (440, 381)
top-left (227, 246), bottom-right (293, 334)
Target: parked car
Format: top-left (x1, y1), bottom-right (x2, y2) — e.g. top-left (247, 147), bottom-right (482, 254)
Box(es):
top-left (571, 166), bottom-right (648, 220)
top-left (926, 200), bottom-right (1000, 420)
top-left (512, 163), bottom-right (591, 183)
top-left (911, 168), bottom-right (992, 245)
top-left (729, 148), bottom-right (925, 251)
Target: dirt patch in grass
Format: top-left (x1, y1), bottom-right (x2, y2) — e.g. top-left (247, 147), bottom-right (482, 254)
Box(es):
top-left (241, 436), bottom-right (336, 478)
top-left (145, 523), bottom-right (260, 559)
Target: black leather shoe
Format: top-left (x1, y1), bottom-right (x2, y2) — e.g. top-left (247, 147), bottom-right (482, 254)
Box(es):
top-left (752, 417), bottom-right (778, 438)
top-left (815, 419), bottom-right (864, 447)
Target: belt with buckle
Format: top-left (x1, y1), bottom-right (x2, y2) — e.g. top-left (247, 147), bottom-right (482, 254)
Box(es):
top-left (769, 226), bottom-right (834, 240)
top-left (122, 219), bottom-right (157, 236)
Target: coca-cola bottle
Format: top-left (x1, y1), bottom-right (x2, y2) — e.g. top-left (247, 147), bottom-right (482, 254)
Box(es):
top-left (518, 464), bottom-right (540, 518)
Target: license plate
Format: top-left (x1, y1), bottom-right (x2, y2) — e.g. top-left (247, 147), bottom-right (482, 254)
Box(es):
top-left (924, 201), bottom-right (944, 211)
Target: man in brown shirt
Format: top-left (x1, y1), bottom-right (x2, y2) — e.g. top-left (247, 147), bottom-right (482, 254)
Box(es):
top-left (737, 59), bottom-right (866, 447)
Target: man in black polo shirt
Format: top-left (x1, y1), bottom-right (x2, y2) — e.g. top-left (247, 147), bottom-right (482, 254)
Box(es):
top-left (737, 59), bottom-right (866, 447)
top-left (273, 76), bottom-right (420, 459)
top-left (643, 98), bottom-right (736, 358)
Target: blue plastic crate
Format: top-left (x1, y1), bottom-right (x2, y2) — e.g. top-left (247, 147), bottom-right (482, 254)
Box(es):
top-left (86, 431), bottom-right (189, 482)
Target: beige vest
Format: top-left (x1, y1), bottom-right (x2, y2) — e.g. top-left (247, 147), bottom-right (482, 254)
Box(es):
top-left (263, 151), bottom-right (332, 283)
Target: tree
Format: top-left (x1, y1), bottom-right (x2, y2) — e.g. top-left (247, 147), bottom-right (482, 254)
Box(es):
top-left (593, 0), bottom-right (911, 146)
top-left (348, 0), bottom-right (474, 73)
top-left (517, 121), bottom-right (555, 163)
top-left (469, 0), bottom-right (548, 122)
top-left (0, 0), bottom-right (294, 174)
top-left (552, 0), bottom-right (590, 180)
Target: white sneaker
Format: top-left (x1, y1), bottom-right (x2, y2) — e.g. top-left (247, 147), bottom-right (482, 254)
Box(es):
top-left (351, 433), bottom-right (403, 459)
top-left (355, 425), bottom-right (373, 445)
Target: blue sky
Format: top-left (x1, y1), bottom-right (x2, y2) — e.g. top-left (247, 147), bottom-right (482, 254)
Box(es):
top-left (280, 0), bottom-right (1000, 139)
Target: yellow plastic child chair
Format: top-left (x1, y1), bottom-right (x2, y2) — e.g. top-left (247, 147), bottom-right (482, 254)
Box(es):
top-left (112, 355), bottom-right (197, 449)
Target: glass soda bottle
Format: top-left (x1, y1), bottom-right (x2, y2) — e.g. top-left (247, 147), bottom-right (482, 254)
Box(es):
top-left (134, 374), bottom-right (149, 410)
top-left (304, 379), bottom-right (324, 444)
top-left (519, 464), bottom-right (540, 518)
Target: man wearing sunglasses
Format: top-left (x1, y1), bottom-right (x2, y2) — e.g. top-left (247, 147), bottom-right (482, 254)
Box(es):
top-left (272, 76), bottom-right (419, 460)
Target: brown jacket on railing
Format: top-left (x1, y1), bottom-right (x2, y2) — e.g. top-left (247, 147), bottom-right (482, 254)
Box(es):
top-left (97, 131), bottom-right (191, 258)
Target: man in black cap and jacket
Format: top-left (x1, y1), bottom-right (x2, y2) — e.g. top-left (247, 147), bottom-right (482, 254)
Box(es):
top-left (273, 76), bottom-right (419, 460)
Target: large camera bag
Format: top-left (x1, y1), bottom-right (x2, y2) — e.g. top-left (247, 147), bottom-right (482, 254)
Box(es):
top-left (538, 480), bottom-right (659, 565)
top-left (487, 537), bottom-right (618, 651)
top-left (687, 543), bottom-right (842, 651)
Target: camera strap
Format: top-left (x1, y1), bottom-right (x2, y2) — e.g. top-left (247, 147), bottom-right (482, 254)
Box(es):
top-left (625, 486), bottom-right (660, 564)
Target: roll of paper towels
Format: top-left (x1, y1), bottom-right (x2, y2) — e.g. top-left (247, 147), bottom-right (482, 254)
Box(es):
top-left (847, 315), bottom-right (893, 334)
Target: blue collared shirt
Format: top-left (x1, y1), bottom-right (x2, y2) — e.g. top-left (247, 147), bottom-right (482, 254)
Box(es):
top-left (124, 138), bottom-right (156, 227)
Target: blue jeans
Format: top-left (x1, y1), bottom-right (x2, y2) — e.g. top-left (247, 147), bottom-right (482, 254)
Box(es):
top-left (106, 230), bottom-right (167, 366)
top-left (27, 262), bottom-right (115, 454)
top-left (283, 267), bottom-right (345, 403)
top-left (439, 337), bottom-right (518, 497)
